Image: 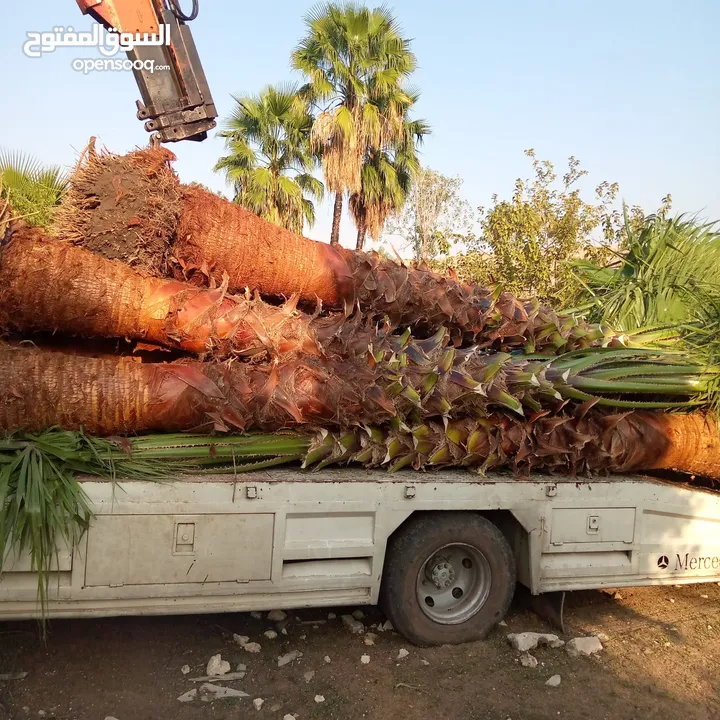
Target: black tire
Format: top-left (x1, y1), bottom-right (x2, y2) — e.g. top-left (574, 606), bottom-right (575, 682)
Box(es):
top-left (380, 512), bottom-right (515, 646)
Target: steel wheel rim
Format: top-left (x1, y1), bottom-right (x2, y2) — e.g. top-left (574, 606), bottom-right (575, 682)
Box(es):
top-left (415, 542), bottom-right (492, 625)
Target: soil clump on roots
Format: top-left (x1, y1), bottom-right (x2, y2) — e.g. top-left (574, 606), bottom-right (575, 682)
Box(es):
top-left (54, 141), bottom-right (181, 274)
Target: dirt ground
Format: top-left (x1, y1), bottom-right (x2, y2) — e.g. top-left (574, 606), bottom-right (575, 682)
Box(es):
top-left (1, 582), bottom-right (719, 720)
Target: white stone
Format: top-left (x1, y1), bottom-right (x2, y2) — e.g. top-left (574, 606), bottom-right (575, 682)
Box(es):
top-left (253, 698), bottom-right (264, 711)
top-left (244, 642), bottom-right (262, 654)
top-left (352, 609), bottom-right (365, 620)
top-left (189, 672), bottom-right (246, 682)
top-left (181, 665), bottom-right (190, 675)
top-left (324, 655), bottom-right (331, 664)
top-left (566, 636), bottom-right (603, 658)
top-left (236, 663), bottom-right (247, 672)
top-left (233, 634), bottom-right (250, 646)
top-left (381, 620), bottom-right (394, 631)
top-left (278, 650), bottom-right (303, 667)
top-left (545, 675), bottom-right (561, 687)
top-left (206, 654), bottom-right (230, 677)
top-left (341, 614), bottom-right (365, 634)
top-left (613, 592), bottom-right (623, 600)
top-left (268, 610), bottom-right (288, 622)
top-left (520, 653), bottom-right (538, 668)
top-left (250, 611), bottom-right (263, 619)
top-left (397, 648), bottom-right (409, 660)
top-left (328, 612), bottom-right (337, 620)
top-left (198, 683), bottom-right (249, 701)
top-left (591, 632), bottom-right (610, 643)
top-left (364, 633), bottom-right (378, 646)
top-left (104, 717), bottom-right (120, 720)
top-left (360, 654), bottom-right (371, 664)
top-left (420, 659), bottom-right (430, 666)
top-left (499, 620), bottom-right (508, 627)
top-left (314, 695), bottom-right (325, 703)
top-left (281, 628), bottom-right (288, 636)
top-left (506, 633), bottom-right (564, 653)
top-left (283, 715), bottom-right (297, 720)
top-left (177, 689), bottom-right (197, 703)
top-left (303, 670), bottom-right (315, 683)
top-left (701, 594), bottom-right (709, 599)
top-left (264, 630), bottom-right (278, 640)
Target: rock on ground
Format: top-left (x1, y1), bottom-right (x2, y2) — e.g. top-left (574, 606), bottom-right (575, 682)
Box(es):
top-left (180, 665), bottom-right (190, 675)
top-left (267, 610), bottom-right (287, 622)
top-left (206, 654), bottom-right (230, 676)
top-left (198, 683), bottom-right (249, 701)
top-left (364, 633), bottom-right (378, 646)
top-left (264, 630), bottom-right (278, 640)
top-left (506, 632), bottom-right (565, 652)
top-left (566, 636), bottom-right (604, 658)
top-left (244, 642), bottom-right (262, 653)
top-left (341, 614), bottom-right (365, 634)
top-left (360, 655), bottom-right (371, 664)
top-left (303, 671), bottom-right (315, 683)
top-left (520, 653), bottom-right (538, 668)
top-left (253, 698), bottom-right (264, 711)
top-left (250, 611), bottom-right (263, 619)
top-left (397, 648), bottom-right (409, 660)
top-left (277, 650), bottom-right (303, 667)
top-left (352, 609), bottom-right (365, 620)
top-left (177, 690), bottom-right (197, 703)
top-left (314, 695), bottom-right (325, 703)
top-left (546, 675), bottom-right (562, 687)
top-left (233, 634), bottom-right (249, 646)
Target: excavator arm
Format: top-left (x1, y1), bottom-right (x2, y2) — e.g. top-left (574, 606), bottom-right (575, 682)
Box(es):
top-left (76, 0), bottom-right (217, 142)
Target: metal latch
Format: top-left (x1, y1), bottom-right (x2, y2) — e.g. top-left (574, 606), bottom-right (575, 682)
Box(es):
top-left (404, 486), bottom-right (416, 499)
top-left (546, 484), bottom-right (557, 497)
top-left (174, 522), bottom-right (196, 555)
top-left (587, 515), bottom-right (600, 534)
top-left (246, 486), bottom-right (258, 499)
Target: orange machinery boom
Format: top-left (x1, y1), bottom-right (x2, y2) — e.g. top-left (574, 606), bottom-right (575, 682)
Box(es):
top-left (76, 0), bottom-right (217, 142)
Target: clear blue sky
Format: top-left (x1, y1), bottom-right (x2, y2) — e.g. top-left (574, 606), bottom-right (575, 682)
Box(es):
top-left (2, 0), bottom-right (718, 248)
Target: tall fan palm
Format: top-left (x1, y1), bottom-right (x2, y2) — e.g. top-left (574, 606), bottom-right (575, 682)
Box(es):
top-left (350, 115), bottom-right (428, 250)
top-left (292, 2), bottom-right (418, 245)
top-left (0, 150), bottom-right (67, 229)
top-left (215, 85), bottom-right (324, 234)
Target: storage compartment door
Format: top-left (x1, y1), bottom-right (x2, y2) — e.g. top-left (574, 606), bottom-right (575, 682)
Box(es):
top-left (84, 514), bottom-right (273, 587)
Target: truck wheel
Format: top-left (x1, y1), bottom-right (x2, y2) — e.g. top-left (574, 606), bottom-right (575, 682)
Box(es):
top-left (380, 512), bottom-right (515, 646)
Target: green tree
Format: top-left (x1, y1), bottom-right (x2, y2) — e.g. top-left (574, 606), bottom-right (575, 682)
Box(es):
top-left (387, 167), bottom-right (473, 261)
top-left (350, 114), bottom-right (429, 250)
top-left (292, 2), bottom-right (418, 245)
top-left (0, 150), bottom-right (67, 230)
top-left (215, 84), bottom-right (324, 234)
top-left (448, 150), bottom-right (671, 307)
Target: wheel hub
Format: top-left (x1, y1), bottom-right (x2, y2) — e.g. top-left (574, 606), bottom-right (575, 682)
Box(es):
top-left (429, 558), bottom-right (455, 588)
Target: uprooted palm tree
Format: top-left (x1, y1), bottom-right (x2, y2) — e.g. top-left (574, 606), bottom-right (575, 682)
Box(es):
top-left (292, 2), bottom-right (419, 245)
top-left (215, 84), bottom-right (324, 234)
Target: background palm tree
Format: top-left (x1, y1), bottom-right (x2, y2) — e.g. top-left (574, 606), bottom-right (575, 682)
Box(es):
top-left (0, 150), bottom-right (67, 230)
top-left (292, 2), bottom-right (418, 245)
top-left (215, 84), bottom-right (324, 234)
top-left (350, 116), bottom-right (429, 250)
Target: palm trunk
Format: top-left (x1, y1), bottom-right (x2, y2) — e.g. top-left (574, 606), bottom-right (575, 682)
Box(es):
top-left (54, 147), bottom-right (637, 351)
top-left (330, 192), bottom-right (343, 246)
top-left (0, 228), bottom-right (338, 359)
top-left (2, 343), bottom-right (719, 480)
top-left (356, 220), bottom-right (367, 251)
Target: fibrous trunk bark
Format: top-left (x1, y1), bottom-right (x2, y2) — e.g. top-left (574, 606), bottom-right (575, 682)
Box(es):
top-left (1, 344), bottom-right (718, 480)
top-left (0, 228), bottom-right (339, 359)
top-left (356, 221), bottom-right (367, 251)
top-left (330, 192), bottom-right (343, 246)
top-left (57, 148), bottom-right (614, 351)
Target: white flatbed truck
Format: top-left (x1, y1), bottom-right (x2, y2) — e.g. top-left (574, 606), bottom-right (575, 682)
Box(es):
top-left (2, 469), bottom-right (720, 645)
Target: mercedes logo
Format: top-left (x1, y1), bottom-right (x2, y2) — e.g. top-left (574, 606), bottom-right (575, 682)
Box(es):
top-left (657, 555), bottom-right (669, 569)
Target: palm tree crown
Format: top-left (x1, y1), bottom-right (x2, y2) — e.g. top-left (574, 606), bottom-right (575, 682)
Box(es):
top-left (292, 2), bottom-right (418, 245)
top-left (215, 84), bottom-right (324, 234)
